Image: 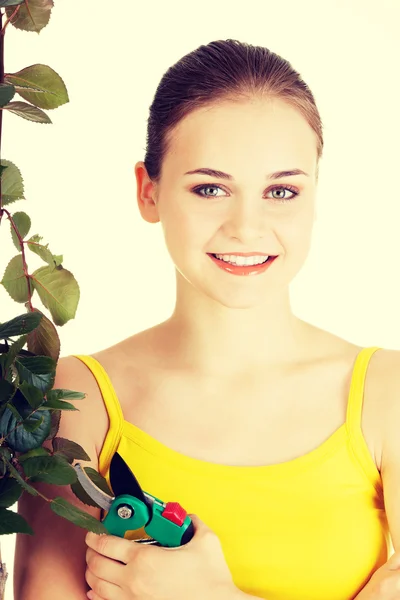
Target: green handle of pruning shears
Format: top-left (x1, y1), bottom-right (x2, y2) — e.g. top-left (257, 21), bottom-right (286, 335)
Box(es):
top-left (102, 493), bottom-right (194, 548)
top-left (103, 494), bottom-right (148, 538)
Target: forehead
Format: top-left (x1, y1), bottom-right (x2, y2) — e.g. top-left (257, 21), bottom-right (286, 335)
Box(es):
top-left (162, 98), bottom-right (318, 179)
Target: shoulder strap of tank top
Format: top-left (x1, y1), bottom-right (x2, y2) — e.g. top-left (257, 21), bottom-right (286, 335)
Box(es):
top-left (346, 346), bottom-right (381, 429)
top-left (345, 346), bottom-right (382, 490)
top-left (72, 354), bottom-right (124, 476)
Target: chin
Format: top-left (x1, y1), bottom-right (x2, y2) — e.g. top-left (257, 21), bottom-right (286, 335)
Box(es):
top-left (203, 285), bottom-right (284, 310)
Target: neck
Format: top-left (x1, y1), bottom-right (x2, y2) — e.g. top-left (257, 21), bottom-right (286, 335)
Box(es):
top-left (162, 286), bottom-right (313, 376)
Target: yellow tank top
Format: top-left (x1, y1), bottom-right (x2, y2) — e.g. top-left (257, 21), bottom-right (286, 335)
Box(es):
top-left (73, 346), bottom-right (390, 600)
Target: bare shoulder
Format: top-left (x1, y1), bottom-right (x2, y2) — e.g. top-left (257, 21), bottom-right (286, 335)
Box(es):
top-left (365, 347), bottom-right (400, 447)
top-left (362, 347), bottom-right (400, 551)
top-left (363, 347), bottom-right (400, 422)
top-left (14, 354), bottom-right (108, 599)
top-left (55, 354), bottom-right (110, 458)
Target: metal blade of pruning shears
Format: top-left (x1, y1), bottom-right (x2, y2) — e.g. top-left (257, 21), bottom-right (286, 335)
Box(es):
top-left (74, 463), bottom-right (114, 512)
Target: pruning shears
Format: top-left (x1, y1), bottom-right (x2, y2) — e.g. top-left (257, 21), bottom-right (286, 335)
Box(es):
top-left (74, 452), bottom-right (194, 548)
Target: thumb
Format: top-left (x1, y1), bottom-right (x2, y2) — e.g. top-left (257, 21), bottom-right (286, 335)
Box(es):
top-left (385, 550), bottom-right (400, 571)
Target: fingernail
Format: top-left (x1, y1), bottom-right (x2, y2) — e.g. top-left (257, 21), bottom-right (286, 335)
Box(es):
top-left (87, 592), bottom-right (93, 599)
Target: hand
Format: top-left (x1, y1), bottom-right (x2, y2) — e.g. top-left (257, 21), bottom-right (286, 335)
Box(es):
top-left (356, 551), bottom-right (400, 599)
top-left (85, 514), bottom-right (239, 600)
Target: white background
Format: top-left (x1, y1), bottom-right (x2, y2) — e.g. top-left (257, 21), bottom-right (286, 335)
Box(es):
top-left (1, 0), bottom-right (399, 597)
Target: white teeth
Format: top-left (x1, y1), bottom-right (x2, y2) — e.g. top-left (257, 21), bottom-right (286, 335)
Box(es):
top-left (214, 254), bottom-right (269, 266)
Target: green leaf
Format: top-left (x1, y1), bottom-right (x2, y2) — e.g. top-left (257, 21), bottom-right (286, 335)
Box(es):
top-left (5, 0), bottom-right (54, 33)
top-left (5, 401), bottom-right (23, 421)
top-left (45, 408), bottom-right (60, 440)
top-left (26, 309), bottom-right (60, 362)
top-left (0, 447), bottom-right (12, 460)
top-left (70, 466), bottom-right (113, 508)
top-left (19, 381), bottom-right (44, 410)
top-left (40, 398), bottom-right (77, 411)
top-left (0, 0), bottom-right (25, 6)
top-left (0, 159), bottom-right (25, 206)
top-left (53, 437), bottom-right (91, 464)
top-left (0, 507), bottom-right (34, 535)
top-left (23, 454), bottom-right (77, 485)
top-left (0, 379), bottom-right (15, 406)
top-left (18, 446), bottom-right (50, 462)
top-left (3, 100), bottom-right (52, 124)
top-left (6, 64), bottom-right (68, 108)
top-left (26, 234), bottom-right (58, 266)
top-left (23, 414), bottom-right (44, 433)
top-left (0, 477), bottom-right (23, 508)
top-left (10, 211), bottom-right (31, 250)
top-left (31, 265), bottom-right (80, 326)
top-left (47, 389), bottom-right (85, 401)
top-left (4, 334), bottom-right (28, 372)
top-left (15, 354), bottom-right (56, 393)
top-left (0, 83), bottom-right (15, 107)
top-left (0, 448), bottom-right (13, 476)
top-left (83, 467), bottom-right (113, 497)
top-left (70, 477), bottom-right (103, 508)
top-left (50, 497), bottom-right (108, 534)
top-left (0, 255), bottom-right (30, 302)
top-left (0, 392), bottom-right (51, 452)
top-left (0, 311), bottom-right (42, 338)
top-left (5, 459), bottom-right (38, 496)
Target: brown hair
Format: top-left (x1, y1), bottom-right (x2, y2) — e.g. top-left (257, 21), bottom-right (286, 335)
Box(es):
top-left (144, 39), bottom-right (324, 182)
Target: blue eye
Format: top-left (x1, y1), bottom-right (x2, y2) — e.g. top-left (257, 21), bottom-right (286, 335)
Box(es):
top-left (192, 185), bottom-right (225, 198)
top-left (267, 185), bottom-right (299, 203)
top-left (191, 184), bottom-right (299, 202)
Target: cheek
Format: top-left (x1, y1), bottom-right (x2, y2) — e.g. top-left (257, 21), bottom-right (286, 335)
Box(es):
top-left (280, 205), bottom-right (315, 246)
top-left (162, 209), bottom-right (211, 258)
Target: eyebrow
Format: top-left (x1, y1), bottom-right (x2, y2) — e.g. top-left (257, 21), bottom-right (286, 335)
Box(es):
top-left (184, 167), bottom-right (309, 180)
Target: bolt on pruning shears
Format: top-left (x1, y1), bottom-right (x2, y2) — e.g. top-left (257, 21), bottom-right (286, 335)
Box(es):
top-left (74, 452), bottom-right (194, 548)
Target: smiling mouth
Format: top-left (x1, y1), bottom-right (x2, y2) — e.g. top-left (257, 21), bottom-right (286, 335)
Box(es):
top-left (208, 253), bottom-right (274, 266)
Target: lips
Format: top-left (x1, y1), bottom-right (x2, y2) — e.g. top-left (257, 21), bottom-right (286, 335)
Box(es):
top-left (207, 253), bottom-right (278, 276)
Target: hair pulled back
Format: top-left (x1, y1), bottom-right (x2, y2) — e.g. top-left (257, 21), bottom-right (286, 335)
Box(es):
top-left (144, 39), bottom-right (323, 182)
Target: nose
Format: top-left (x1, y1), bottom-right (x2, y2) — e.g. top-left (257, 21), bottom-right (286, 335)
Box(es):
top-left (223, 197), bottom-right (267, 245)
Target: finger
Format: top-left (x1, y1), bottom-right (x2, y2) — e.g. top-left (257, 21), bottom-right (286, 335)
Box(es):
top-left (86, 548), bottom-right (125, 586)
top-left (86, 566), bottom-right (121, 600)
top-left (87, 592), bottom-right (106, 600)
top-left (86, 532), bottom-right (139, 564)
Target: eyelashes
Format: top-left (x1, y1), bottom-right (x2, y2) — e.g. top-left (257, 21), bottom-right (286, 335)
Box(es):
top-left (191, 183), bottom-right (299, 203)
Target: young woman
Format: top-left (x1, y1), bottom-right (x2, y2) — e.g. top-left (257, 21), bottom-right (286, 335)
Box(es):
top-left (14, 39), bottom-right (400, 600)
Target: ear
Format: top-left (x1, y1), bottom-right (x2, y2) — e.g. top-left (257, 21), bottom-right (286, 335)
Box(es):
top-left (134, 161), bottom-right (160, 224)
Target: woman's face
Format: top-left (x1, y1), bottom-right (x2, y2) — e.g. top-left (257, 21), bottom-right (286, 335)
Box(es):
top-left (136, 97), bottom-right (319, 309)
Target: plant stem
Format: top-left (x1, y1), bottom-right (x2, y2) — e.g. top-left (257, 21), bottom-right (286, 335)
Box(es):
top-left (2, 207), bottom-right (34, 310)
top-left (1, 5), bottom-right (21, 35)
top-left (0, 13), bottom-right (7, 600)
top-left (0, 9), bottom-right (4, 215)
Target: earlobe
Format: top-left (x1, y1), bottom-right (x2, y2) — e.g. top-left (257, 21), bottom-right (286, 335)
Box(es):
top-left (134, 161), bottom-right (160, 224)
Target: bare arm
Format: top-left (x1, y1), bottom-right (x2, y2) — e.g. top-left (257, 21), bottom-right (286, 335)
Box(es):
top-left (352, 349), bottom-right (400, 599)
top-left (13, 355), bottom-right (109, 600)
